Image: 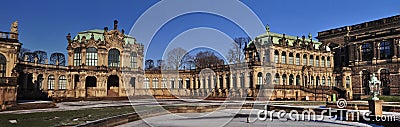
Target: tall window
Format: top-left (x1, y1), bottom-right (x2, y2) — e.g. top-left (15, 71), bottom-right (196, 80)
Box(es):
top-left (170, 79), bottom-right (175, 89)
top-left (48, 75), bottom-right (55, 90)
top-left (0, 54), bottom-right (6, 77)
top-left (274, 50), bottom-right (279, 63)
top-left (152, 78), bottom-right (158, 88)
top-left (362, 43), bottom-right (373, 61)
top-left (274, 74), bottom-right (280, 85)
top-left (130, 52), bottom-right (137, 68)
top-left (346, 76), bottom-right (351, 88)
top-left (162, 78), bottom-right (167, 88)
top-left (59, 75), bottom-right (66, 90)
top-left (327, 77), bottom-right (331, 86)
top-left (289, 53), bottom-right (294, 64)
top-left (257, 72), bottom-right (263, 85)
top-left (186, 78), bottom-right (190, 89)
top-left (322, 76), bottom-right (325, 86)
top-left (380, 41), bottom-right (392, 59)
top-left (309, 55), bottom-right (314, 66)
top-left (240, 73), bottom-right (244, 88)
top-left (321, 56), bottom-right (325, 67)
top-left (303, 54), bottom-right (307, 65)
top-left (73, 48), bottom-right (81, 66)
top-left (295, 54), bottom-right (300, 65)
top-left (178, 78), bottom-right (183, 88)
top-left (282, 74), bottom-right (287, 85)
top-left (281, 51), bottom-right (286, 64)
top-left (316, 56), bottom-right (319, 67)
top-left (86, 47), bottom-right (98, 66)
top-left (108, 49), bottom-right (120, 67)
top-left (327, 57), bottom-right (331, 67)
top-left (144, 78), bottom-right (150, 89)
top-left (289, 74), bottom-right (294, 85)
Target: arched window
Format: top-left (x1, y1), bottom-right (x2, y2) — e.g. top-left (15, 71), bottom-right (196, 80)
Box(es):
top-left (289, 53), bottom-right (294, 64)
top-left (266, 73), bottom-right (272, 85)
top-left (362, 70), bottom-right (370, 95)
top-left (162, 78), bottom-right (167, 88)
top-left (335, 76), bottom-right (342, 87)
top-left (380, 41), bottom-right (392, 59)
top-left (130, 52), bottom-right (137, 68)
top-left (327, 76), bottom-right (331, 86)
top-left (316, 76), bottom-right (320, 86)
top-left (289, 74), bottom-right (294, 85)
top-left (362, 43), bottom-right (373, 61)
top-left (380, 69), bottom-right (390, 95)
top-left (296, 75), bottom-right (300, 86)
top-left (144, 78), bottom-right (150, 89)
top-left (0, 54), bottom-right (6, 77)
top-left (59, 75), bottom-right (66, 90)
top-left (274, 50), bottom-right (279, 63)
top-left (321, 56), bottom-right (325, 67)
top-left (86, 76), bottom-right (97, 87)
top-left (322, 76), bottom-right (326, 86)
top-left (257, 72), bottom-right (263, 85)
top-left (316, 56), bottom-right (320, 67)
top-left (281, 51), bottom-right (286, 64)
top-left (274, 73), bottom-right (280, 85)
top-left (86, 47), bottom-right (98, 66)
top-left (345, 76), bottom-right (350, 88)
top-left (73, 48), bottom-right (81, 66)
top-left (282, 74), bottom-right (287, 85)
top-left (48, 75), bottom-right (55, 90)
top-left (295, 54), bottom-right (300, 65)
top-left (152, 78), bottom-right (158, 88)
top-left (303, 54), bottom-right (307, 65)
top-left (327, 57), bottom-right (331, 67)
top-left (108, 49), bottom-right (120, 67)
top-left (309, 55), bottom-right (314, 66)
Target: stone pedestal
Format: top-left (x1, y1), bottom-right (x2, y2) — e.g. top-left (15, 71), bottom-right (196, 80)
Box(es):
top-left (368, 100), bottom-right (383, 116)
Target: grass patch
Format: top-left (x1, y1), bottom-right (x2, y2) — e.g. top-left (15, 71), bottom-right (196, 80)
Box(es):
top-left (362, 96), bottom-right (400, 102)
top-left (0, 106), bottom-right (135, 127)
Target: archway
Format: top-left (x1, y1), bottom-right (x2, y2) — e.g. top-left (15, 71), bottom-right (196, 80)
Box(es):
top-left (107, 75), bottom-right (119, 96)
top-left (85, 76), bottom-right (97, 97)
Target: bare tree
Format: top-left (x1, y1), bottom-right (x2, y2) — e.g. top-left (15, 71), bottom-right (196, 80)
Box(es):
top-left (166, 47), bottom-right (188, 70)
top-left (34, 50), bottom-right (47, 64)
top-left (19, 48), bottom-right (30, 60)
top-left (227, 37), bottom-right (251, 64)
top-left (50, 52), bottom-right (66, 66)
top-left (194, 51), bottom-right (224, 68)
top-left (145, 59), bottom-right (154, 70)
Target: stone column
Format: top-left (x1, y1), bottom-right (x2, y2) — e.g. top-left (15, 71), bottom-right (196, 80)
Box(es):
top-left (244, 72), bottom-right (249, 88)
top-left (393, 38), bottom-right (398, 58)
top-left (222, 74), bottom-right (227, 89)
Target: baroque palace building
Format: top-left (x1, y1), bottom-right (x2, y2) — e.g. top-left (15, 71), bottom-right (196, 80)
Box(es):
top-left (11, 16), bottom-right (400, 101)
top-left (317, 15), bottom-right (400, 100)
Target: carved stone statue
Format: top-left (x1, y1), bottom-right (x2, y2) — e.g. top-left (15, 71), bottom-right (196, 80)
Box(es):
top-left (10, 20), bottom-right (18, 39)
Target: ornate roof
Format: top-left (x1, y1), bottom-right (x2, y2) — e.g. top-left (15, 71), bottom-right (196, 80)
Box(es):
top-left (73, 29), bottom-right (136, 45)
top-left (247, 27), bottom-right (331, 51)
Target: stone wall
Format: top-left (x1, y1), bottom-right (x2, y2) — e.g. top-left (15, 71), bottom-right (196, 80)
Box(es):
top-left (0, 85), bottom-right (17, 110)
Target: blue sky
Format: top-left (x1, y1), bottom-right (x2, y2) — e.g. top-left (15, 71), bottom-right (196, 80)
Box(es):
top-left (0, 0), bottom-right (399, 61)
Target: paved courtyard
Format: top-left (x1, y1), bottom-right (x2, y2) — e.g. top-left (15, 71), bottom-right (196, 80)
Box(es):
top-left (118, 109), bottom-right (373, 127)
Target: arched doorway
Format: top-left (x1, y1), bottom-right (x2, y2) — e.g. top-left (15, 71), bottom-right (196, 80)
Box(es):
top-left (85, 76), bottom-right (97, 97)
top-left (380, 69), bottom-right (390, 95)
top-left (107, 75), bottom-right (119, 96)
